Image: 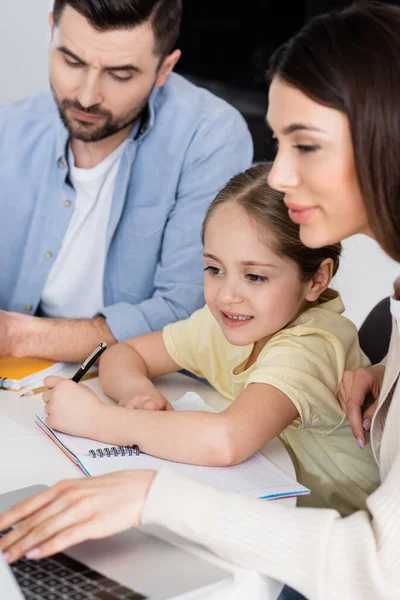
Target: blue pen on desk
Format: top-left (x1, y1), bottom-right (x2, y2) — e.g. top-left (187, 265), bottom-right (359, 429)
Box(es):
top-left (72, 342), bottom-right (107, 383)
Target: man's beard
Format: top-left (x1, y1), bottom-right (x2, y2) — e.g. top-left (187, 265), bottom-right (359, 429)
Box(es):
top-left (51, 83), bottom-right (152, 143)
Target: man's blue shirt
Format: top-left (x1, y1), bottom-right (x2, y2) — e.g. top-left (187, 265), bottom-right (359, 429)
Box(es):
top-left (0, 73), bottom-right (253, 340)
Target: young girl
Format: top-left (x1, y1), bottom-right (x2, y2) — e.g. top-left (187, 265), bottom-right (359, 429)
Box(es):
top-left (43, 163), bottom-right (379, 515)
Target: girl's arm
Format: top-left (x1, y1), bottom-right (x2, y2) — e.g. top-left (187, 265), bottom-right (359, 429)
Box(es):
top-left (44, 380), bottom-right (298, 466)
top-left (99, 331), bottom-right (181, 406)
top-left (96, 383), bottom-right (298, 465)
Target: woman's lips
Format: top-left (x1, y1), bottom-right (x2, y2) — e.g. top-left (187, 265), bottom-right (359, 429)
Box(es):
top-left (286, 203), bottom-right (318, 224)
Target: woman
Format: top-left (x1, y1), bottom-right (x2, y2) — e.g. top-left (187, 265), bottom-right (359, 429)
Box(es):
top-left (1, 3), bottom-right (399, 599)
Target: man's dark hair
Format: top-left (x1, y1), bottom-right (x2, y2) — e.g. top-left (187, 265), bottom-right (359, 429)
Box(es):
top-left (53, 0), bottom-right (182, 58)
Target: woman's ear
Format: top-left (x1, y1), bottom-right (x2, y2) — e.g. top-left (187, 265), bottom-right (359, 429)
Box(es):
top-left (305, 258), bottom-right (334, 302)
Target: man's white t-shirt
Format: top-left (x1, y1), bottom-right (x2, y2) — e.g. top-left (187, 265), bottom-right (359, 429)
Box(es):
top-left (41, 140), bottom-right (128, 319)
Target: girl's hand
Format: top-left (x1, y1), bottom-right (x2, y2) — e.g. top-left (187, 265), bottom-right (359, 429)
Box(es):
top-left (0, 470), bottom-right (156, 564)
top-left (118, 390), bottom-right (174, 411)
top-left (42, 376), bottom-right (106, 437)
top-left (338, 364), bottom-right (385, 447)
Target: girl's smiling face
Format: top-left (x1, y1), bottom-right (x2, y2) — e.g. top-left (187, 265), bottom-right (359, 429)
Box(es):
top-left (203, 201), bottom-right (313, 348)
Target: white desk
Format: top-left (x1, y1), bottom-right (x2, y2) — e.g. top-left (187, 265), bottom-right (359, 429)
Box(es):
top-left (0, 370), bottom-right (296, 600)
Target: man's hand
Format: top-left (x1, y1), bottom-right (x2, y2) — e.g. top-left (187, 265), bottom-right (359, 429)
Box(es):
top-left (338, 364), bottom-right (385, 447)
top-left (42, 376), bottom-right (106, 437)
top-left (118, 390), bottom-right (174, 411)
top-left (0, 310), bottom-right (116, 363)
top-left (0, 470), bottom-right (156, 563)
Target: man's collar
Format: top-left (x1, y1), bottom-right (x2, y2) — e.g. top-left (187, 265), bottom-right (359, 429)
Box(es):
top-left (55, 85), bottom-right (160, 162)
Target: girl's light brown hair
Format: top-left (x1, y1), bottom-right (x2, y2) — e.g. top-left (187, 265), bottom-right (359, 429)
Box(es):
top-left (202, 163), bottom-right (341, 282)
top-left (268, 1), bottom-right (400, 262)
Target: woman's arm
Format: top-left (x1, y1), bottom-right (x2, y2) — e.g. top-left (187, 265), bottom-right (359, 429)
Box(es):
top-left (141, 456), bottom-right (399, 600)
top-left (43, 381), bottom-right (298, 466)
top-left (1, 453), bottom-right (398, 600)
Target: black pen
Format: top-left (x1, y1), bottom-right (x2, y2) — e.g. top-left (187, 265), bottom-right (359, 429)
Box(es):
top-left (72, 342), bottom-right (107, 383)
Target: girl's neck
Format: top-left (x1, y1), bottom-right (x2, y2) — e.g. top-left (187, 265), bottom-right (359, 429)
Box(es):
top-left (245, 338), bottom-right (270, 370)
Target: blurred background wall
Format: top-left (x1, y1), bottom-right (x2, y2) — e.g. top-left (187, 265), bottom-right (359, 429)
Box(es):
top-left (2, 0), bottom-right (399, 328)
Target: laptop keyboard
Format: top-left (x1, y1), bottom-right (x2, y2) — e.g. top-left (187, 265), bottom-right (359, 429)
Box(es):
top-left (1, 530), bottom-right (147, 600)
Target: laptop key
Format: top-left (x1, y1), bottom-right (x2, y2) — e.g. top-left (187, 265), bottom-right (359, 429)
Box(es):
top-left (40, 592), bottom-right (64, 600)
top-left (16, 576), bottom-right (34, 588)
top-left (38, 559), bottom-right (61, 574)
top-left (56, 583), bottom-right (76, 595)
top-left (52, 567), bottom-right (71, 578)
top-left (81, 581), bottom-right (98, 592)
top-left (43, 576), bottom-right (62, 587)
top-left (30, 569), bottom-right (48, 581)
top-left (22, 593), bottom-right (37, 600)
top-left (17, 563), bottom-right (37, 575)
top-left (29, 583), bottom-right (48, 595)
top-left (69, 592), bottom-right (90, 600)
top-left (65, 573), bottom-right (89, 585)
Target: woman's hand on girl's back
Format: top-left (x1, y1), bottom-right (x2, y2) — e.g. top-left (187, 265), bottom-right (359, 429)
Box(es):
top-left (338, 364), bottom-right (385, 447)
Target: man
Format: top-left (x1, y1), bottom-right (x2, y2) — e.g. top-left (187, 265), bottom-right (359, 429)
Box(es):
top-left (0, 0), bottom-right (253, 362)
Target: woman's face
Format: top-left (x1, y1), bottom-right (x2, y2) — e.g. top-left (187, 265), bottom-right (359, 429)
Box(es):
top-left (267, 77), bottom-right (372, 248)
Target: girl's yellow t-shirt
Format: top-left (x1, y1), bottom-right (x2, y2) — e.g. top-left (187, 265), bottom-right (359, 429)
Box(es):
top-left (162, 291), bottom-right (380, 515)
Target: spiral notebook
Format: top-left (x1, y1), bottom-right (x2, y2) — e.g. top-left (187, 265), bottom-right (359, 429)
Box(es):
top-left (35, 392), bottom-right (309, 500)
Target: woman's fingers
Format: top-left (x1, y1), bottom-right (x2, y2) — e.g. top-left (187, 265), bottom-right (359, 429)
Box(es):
top-left (0, 482), bottom-right (91, 561)
top-left (0, 471), bottom-right (157, 563)
top-left (362, 399), bottom-right (379, 426)
top-left (0, 484), bottom-right (63, 534)
top-left (2, 499), bottom-right (92, 563)
top-left (23, 519), bottom-right (102, 561)
top-left (338, 368), bottom-right (380, 447)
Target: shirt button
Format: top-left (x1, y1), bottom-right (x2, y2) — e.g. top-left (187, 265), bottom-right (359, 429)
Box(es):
top-left (59, 159), bottom-right (66, 168)
top-left (45, 251), bottom-right (53, 259)
top-left (25, 304), bottom-right (33, 312)
top-left (64, 199), bottom-right (71, 207)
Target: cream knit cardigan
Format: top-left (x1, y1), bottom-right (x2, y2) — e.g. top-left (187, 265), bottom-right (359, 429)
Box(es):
top-left (142, 320), bottom-right (400, 600)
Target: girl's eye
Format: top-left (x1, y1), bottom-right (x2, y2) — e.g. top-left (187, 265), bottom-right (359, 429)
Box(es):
top-left (294, 144), bottom-right (319, 153)
top-left (204, 266), bottom-right (222, 276)
top-left (246, 273), bottom-right (267, 283)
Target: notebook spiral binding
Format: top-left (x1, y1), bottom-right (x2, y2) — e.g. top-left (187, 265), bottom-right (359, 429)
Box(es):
top-left (88, 445), bottom-right (140, 458)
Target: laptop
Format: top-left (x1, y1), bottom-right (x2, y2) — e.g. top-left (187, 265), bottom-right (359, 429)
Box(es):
top-left (0, 485), bottom-right (232, 600)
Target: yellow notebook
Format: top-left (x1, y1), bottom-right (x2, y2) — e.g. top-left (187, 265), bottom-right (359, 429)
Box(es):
top-left (0, 357), bottom-right (66, 391)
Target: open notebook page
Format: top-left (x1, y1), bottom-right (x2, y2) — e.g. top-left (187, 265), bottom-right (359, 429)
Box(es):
top-left (36, 392), bottom-right (309, 500)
